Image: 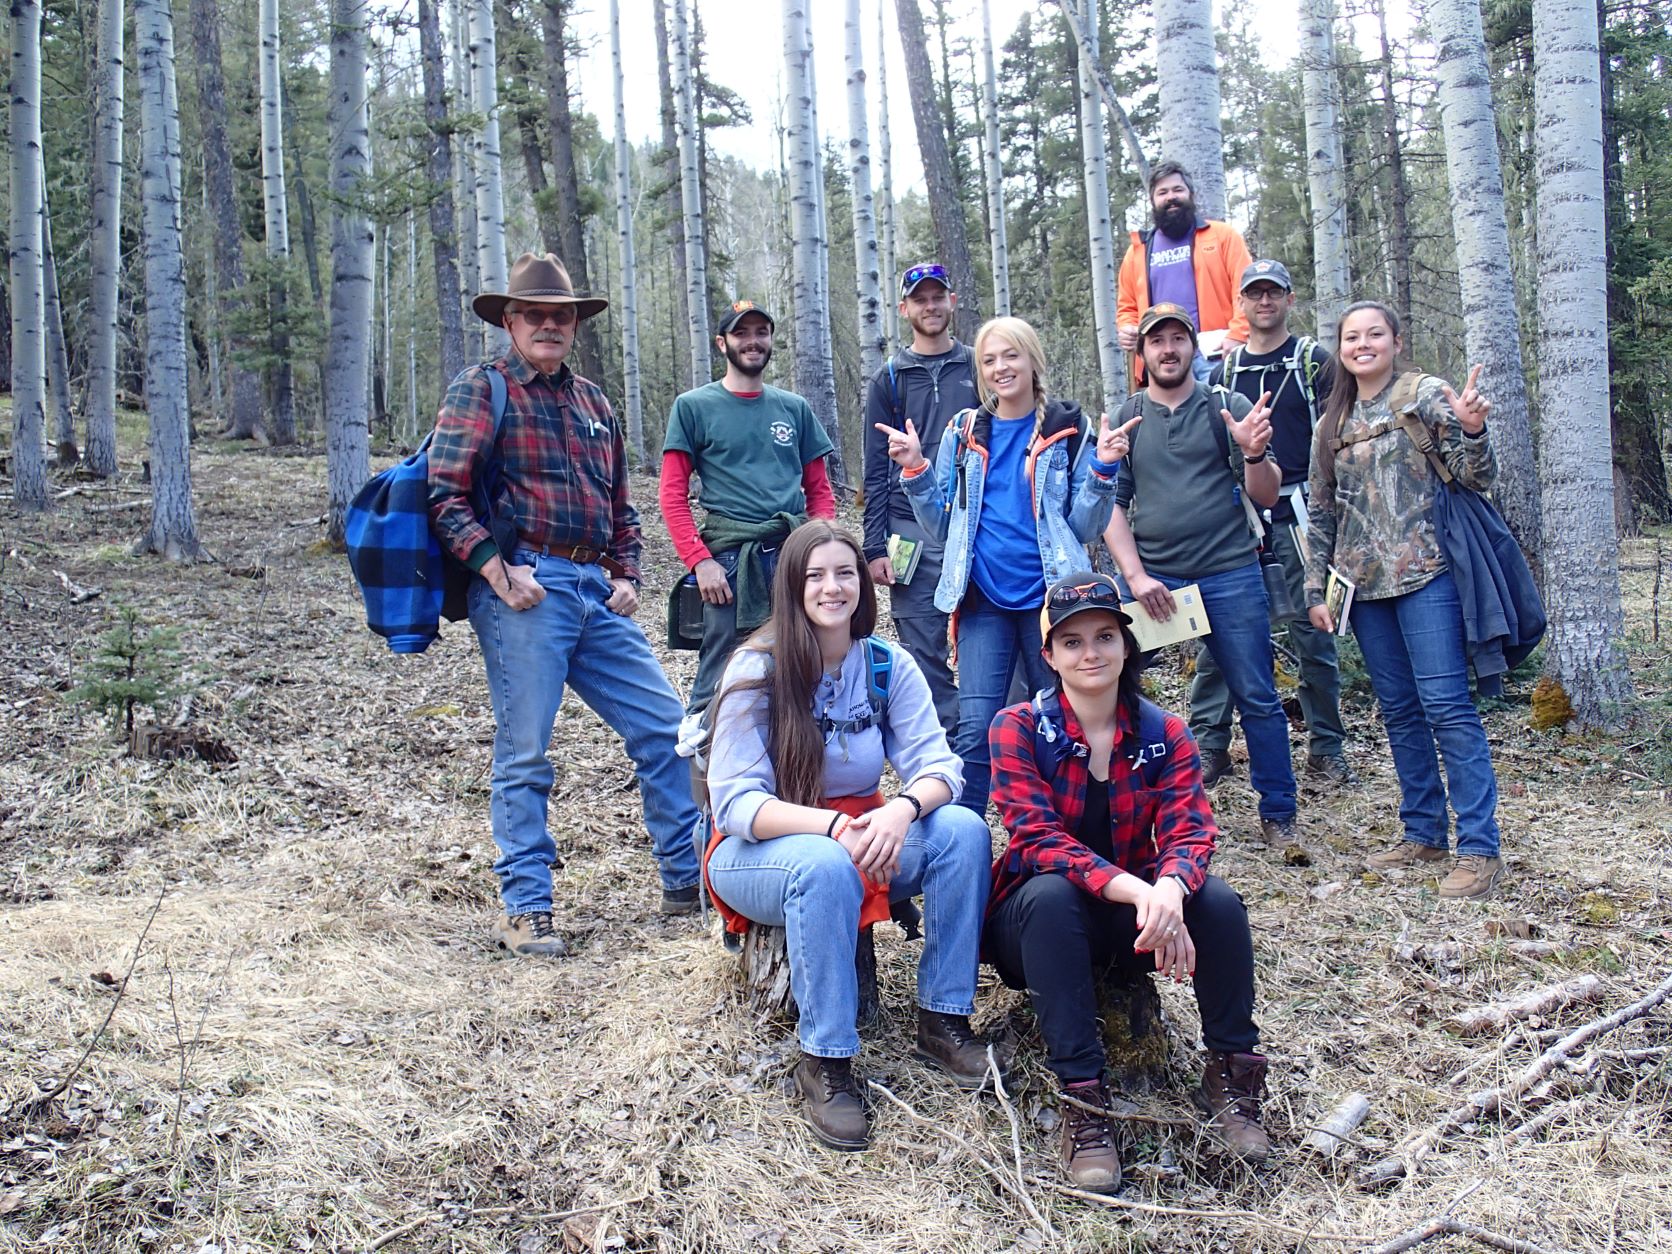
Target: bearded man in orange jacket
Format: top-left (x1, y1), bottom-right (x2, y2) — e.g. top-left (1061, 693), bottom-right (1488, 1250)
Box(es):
top-left (1116, 161), bottom-right (1254, 388)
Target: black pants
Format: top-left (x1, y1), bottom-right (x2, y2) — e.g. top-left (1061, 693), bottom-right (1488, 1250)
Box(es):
top-left (984, 873), bottom-right (1259, 1084)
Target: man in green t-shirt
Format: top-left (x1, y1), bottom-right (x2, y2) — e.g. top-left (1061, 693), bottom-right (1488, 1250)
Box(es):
top-left (658, 300), bottom-right (837, 715)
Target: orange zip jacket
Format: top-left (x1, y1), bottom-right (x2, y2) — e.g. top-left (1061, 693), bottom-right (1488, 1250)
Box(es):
top-left (1116, 218), bottom-right (1254, 387)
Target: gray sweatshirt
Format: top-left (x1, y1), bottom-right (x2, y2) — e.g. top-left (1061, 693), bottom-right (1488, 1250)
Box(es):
top-left (708, 638), bottom-right (964, 839)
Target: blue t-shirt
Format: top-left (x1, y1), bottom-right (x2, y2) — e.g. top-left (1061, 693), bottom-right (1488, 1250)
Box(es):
top-left (970, 413), bottom-right (1046, 610)
top-left (1147, 227), bottom-right (1200, 330)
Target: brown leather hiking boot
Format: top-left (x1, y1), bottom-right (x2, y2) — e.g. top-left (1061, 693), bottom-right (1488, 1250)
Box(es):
top-left (1200, 747), bottom-right (1235, 787)
top-left (1364, 840), bottom-right (1449, 873)
top-left (490, 911), bottom-right (568, 958)
top-left (1194, 1051), bottom-right (1272, 1160)
top-left (794, 1054), bottom-right (869, 1152)
top-left (1438, 855), bottom-right (1505, 899)
top-left (1306, 753), bottom-right (1359, 785)
top-left (914, 1009), bottom-right (996, 1090)
top-left (1058, 1078), bottom-right (1121, 1192)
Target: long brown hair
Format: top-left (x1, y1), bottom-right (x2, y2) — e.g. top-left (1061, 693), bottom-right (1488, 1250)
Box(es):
top-left (710, 521), bottom-right (878, 807)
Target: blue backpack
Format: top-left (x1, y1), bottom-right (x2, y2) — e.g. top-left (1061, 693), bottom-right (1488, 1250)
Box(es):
top-left (345, 367), bottom-right (508, 654)
top-left (1028, 688), bottom-right (1170, 790)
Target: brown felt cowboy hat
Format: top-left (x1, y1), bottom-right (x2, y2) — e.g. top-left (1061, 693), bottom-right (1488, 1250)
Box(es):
top-left (472, 252), bottom-right (608, 325)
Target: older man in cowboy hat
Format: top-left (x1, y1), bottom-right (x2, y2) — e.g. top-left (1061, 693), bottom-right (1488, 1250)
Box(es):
top-left (429, 252), bottom-right (703, 957)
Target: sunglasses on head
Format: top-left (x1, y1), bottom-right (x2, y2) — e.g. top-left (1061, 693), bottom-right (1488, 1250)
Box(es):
top-left (1049, 580), bottom-right (1120, 609)
top-left (510, 305), bottom-right (576, 328)
top-left (902, 264), bottom-right (949, 290)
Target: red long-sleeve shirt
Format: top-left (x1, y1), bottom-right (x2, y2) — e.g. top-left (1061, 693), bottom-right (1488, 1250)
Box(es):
top-left (659, 448), bottom-right (837, 570)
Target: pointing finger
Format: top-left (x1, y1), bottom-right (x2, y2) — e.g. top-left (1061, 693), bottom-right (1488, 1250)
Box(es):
top-left (1115, 413), bottom-right (1144, 437)
top-left (872, 421), bottom-right (897, 436)
top-left (1466, 364), bottom-right (1484, 393)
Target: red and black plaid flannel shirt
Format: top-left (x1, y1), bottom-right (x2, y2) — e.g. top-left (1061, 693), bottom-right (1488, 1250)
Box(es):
top-left (427, 351), bottom-right (642, 581)
top-left (986, 694), bottom-right (1217, 920)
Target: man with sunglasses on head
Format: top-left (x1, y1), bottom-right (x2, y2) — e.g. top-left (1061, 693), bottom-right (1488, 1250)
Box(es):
top-left (860, 263), bottom-right (978, 733)
top-left (428, 253), bottom-right (704, 958)
top-left (659, 300), bottom-right (836, 720)
top-left (1192, 260), bottom-right (1353, 789)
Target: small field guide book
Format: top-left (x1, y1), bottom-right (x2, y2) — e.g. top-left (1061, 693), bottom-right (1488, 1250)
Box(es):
top-left (1122, 583), bottom-right (1211, 652)
top-left (887, 533), bottom-right (923, 585)
top-left (1323, 566), bottom-right (1356, 634)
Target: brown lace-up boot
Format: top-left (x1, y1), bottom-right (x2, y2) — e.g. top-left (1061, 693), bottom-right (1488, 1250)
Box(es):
top-left (1194, 1051), bottom-right (1273, 1160)
top-left (914, 1009), bottom-right (996, 1089)
top-left (490, 911), bottom-right (568, 958)
top-left (1058, 1078), bottom-right (1121, 1192)
top-left (794, 1054), bottom-right (870, 1152)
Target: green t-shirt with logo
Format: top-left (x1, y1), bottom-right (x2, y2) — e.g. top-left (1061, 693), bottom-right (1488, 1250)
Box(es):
top-left (662, 381), bottom-right (834, 522)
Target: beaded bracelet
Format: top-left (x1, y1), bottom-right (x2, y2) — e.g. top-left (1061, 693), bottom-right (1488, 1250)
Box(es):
top-left (895, 792), bottom-right (923, 821)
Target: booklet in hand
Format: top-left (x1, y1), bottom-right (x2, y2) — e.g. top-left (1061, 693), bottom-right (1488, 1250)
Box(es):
top-left (1323, 566), bottom-right (1356, 635)
top-left (887, 533), bottom-right (923, 585)
top-left (1123, 583), bottom-right (1211, 652)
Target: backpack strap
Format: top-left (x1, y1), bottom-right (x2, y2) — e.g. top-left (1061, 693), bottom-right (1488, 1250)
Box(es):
top-left (863, 636), bottom-right (894, 715)
top-left (1210, 383), bottom-right (1265, 543)
top-left (886, 358), bottom-right (904, 427)
top-left (1129, 698), bottom-right (1169, 790)
top-left (1388, 371), bottom-right (1453, 485)
top-left (1028, 690), bottom-right (1169, 791)
top-left (1292, 336), bottom-right (1321, 429)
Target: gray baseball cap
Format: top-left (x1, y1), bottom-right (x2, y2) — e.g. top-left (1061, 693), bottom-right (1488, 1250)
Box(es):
top-left (1239, 259), bottom-right (1294, 292)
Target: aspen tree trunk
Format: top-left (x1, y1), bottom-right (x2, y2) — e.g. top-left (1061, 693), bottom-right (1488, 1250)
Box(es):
top-left (258, 0), bottom-right (296, 444)
top-left (783, 0), bottom-right (846, 483)
top-left (895, 0), bottom-right (979, 342)
top-left (1299, 0), bottom-right (1350, 345)
top-left (406, 212), bottom-right (419, 437)
top-left (803, 16), bottom-right (845, 480)
top-left (452, 0), bottom-right (482, 360)
top-left (1153, 0), bottom-right (1228, 221)
top-left (846, 0), bottom-right (885, 390)
top-left (540, 0), bottom-right (602, 377)
top-left (190, 0), bottom-right (263, 440)
top-left (85, 0), bottom-right (124, 476)
top-left (1430, 0), bottom-right (1541, 566)
top-left (609, 0), bottom-right (644, 460)
top-left (876, 0), bottom-right (897, 349)
top-left (670, 0), bottom-right (711, 385)
top-left (1074, 0), bottom-right (1122, 417)
top-left (1049, 0), bottom-right (1150, 186)
top-left (417, 0), bottom-right (465, 392)
top-left (1531, 0), bottom-right (1631, 726)
top-left (9, 0), bottom-right (49, 509)
top-left (324, 0), bottom-right (373, 547)
top-left (134, 0), bottom-right (200, 558)
top-left (652, 0), bottom-right (689, 370)
top-left (1374, 2), bottom-right (1412, 333)
top-left (468, 0), bottom-right (509, 360)
top-left (41, 209), bottom-right (77, 463)
top-left (978, 0), bottom-right (1010, 315)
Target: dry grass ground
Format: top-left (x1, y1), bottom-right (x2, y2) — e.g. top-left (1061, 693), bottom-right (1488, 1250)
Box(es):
top-left (1, 439), bottom-right (1669, 1254)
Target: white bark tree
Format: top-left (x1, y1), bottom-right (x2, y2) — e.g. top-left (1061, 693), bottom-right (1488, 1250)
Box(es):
top-left (468, 0), bottom-right (509, 359)
top-left (416, 0), bottom-right (465, 390)
top-left (1076, 0), bottom-right (1122, 416)
top-left (451, 0), bottom-right (482, 360)
top-left (670, 0), bottom-right (711, 385)
top-left (258, 0), bottom-right (296, 444)
top-left (802, 9), bottom-right (844, 479)
top-left (876, 0), bottom-right (897, 349)
top-left (8, 0), bottom-right (49, 509)
top-left (1531, 0), bottom-right (1631, 726)
top-left (41, 207), bottom-right (76, 462)
top-left (1049, 0), bottom-right (1149, 186)
top-left (85, 0), bottom-right (124, 476)
top-left (978, 0), bottom-right (1010, 315)
top-left (1299, 0), bottom-right (1350, 345)
top-left (324, 0), bottom-right (373, 546)
top-left (134, 0), bottom-right (200, 558)
top-left (783, 0), bottom-right (845, 482)
top-left (845, 0), bottom-right (885, 389)
top-left (609, 0), bottom-right (644, 460)
top-left (1430, 0), bottom-right (1541, 564)
top-left (1153, 0), bottom-right (1228, 220)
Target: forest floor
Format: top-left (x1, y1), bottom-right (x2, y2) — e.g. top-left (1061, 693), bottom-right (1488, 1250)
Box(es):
top-left (1, 432), bottom-right (1670, 1254)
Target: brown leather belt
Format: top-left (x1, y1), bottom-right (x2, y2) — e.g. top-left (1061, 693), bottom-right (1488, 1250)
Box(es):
top-left (521, 539), bottom-right (628, 581)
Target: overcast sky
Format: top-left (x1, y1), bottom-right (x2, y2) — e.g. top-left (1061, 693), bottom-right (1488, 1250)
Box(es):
top-left (562, 1), bottom-right (1417, 195)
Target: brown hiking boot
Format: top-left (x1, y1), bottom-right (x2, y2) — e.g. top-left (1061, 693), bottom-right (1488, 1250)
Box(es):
top-left (1364, 840), bottom-right (1448, 873)
top-left (1438, 855), bottom-right (1505, 899)
top-left (1194, 1051), bottom-right (1272, 1161)
top-left (914, 1009), bottom-right (996, 1090)
top-left (1058, 1078), bottom-right (1121, 1192)
top-left (1200, 747), bottom-right (1235, 787)
top-left (490, 911), bottom-right (568, 958)
top-left (794, 1054), bottom-right (869, 1152)
top-left (1306, 753), bottom-right (1359, 785)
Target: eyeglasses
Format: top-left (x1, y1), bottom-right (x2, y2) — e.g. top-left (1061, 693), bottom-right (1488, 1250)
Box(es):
top-left (1242, 286), bottom-right (1287, 303)
top-left (509, 305), bottom-right (576, 328)
top-left (1049, 580), bottom-right (1120, 609)
top-left (901, 264), bottom-right (949, 291)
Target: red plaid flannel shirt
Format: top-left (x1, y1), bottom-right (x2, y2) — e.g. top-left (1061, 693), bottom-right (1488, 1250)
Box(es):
top-left (427, 351), bottom-right (642, 581)
top-left (986, 694), bottom-right (1217, 919)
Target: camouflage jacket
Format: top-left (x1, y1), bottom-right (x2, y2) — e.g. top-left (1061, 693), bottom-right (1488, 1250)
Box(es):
top-left (1305, 374), bottom-right (1496, 603)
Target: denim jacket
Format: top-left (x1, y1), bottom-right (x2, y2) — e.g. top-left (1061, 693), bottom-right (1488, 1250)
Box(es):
top-left (900, 400), bottom-right (1119, 615)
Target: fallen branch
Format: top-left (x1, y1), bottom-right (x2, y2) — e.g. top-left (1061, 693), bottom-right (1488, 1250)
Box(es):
top-left (84, 499), bottom-right (149, 514)
top-left (1360, 1215), bottom-right (1567, 1254)
top-left (1503, 1095), bottom-right (1592, 1146)
top-left (2, 888), bottom-right (166, 1122)
top-left (1303, 1092), bottom-right (1372, 1158)
top-left (362, 1194), bottom-right (652, 1254)
top-left (52, 569), bottom-right (102, 604)
top-left (1028, 1176), bottom-right (1381, 1244)
top-left (1444, 975), bottom-right (1605, 1037)
top-left (986, 1045), bottom-right (1056, 1243)
top-left (1361, 970), bottom-right (1672, 1186)
top-left (1056, 1087), bottom-right (1196, 1128)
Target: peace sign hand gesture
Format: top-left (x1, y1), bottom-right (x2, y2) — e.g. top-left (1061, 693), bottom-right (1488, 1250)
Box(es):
top-left (872, 417), bottom-right (927, 471)
top-left (1096, 410), bottom-right (1142, 464)
top-left (1441, 364), bottom-right (1490, 435)
top-left (1222, 390), bottom-right (1274, 460)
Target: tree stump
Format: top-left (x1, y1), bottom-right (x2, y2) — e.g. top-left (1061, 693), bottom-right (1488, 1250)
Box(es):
top-left (1095, 967), bottom-right (1171, 1092)
top-left (735, 923), bottom-right (881, 1029)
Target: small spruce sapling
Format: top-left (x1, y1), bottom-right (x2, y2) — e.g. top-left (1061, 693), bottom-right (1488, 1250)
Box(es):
top-left (69, 607), bottom-right (192, 749)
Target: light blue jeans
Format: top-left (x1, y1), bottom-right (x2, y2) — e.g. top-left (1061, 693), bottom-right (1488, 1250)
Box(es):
top-left (707, 804), bottom-right (992, 1058)
top-left (468, 551), bottom-right (702, 914)
top-left (1349, 571), bottom-right (1500, 857)
top-left (952, 583), bottom-right (1056, 816)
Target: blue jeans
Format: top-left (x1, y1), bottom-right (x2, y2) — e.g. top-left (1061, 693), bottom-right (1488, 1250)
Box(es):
top-left (952, 583), bottom-right (1056, 815)
top-left (1133, 562), bottom-right (1297, 820)
top-left (1349, 572), bottom-right (1500, 857)
top-left (468, 551), bottom-right (702, 914)
top-left (707, 805), bottom-right (991, 1058)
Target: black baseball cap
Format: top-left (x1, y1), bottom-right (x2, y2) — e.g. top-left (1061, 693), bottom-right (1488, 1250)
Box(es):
top-left (1040, 572), bottom-right (1133, 643)
top-left (1239, 259), bottom-right (1294, 292)
top-left (900, 262), bottom-right (954, 297)
top-left (715, 299), bottom-right (775, 336)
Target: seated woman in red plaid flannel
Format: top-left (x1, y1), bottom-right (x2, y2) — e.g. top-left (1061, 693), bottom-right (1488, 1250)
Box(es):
top-left (982, 571), bottom-right (1271, 1191)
